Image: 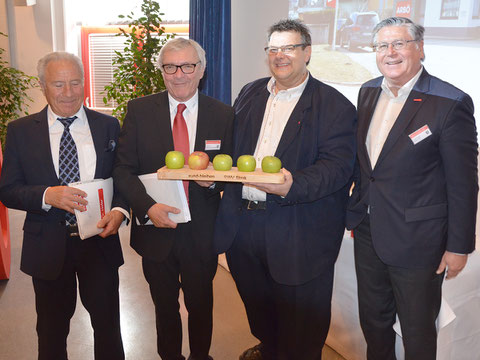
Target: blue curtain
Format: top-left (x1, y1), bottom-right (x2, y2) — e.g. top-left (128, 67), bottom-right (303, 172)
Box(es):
top-left (189, 0), bottom-right (231, 105)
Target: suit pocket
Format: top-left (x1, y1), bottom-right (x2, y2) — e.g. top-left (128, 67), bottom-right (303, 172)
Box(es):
top-left (23, 221), bottom-right (43, 234)
top-left (404, 203), bottom-right (447, 222)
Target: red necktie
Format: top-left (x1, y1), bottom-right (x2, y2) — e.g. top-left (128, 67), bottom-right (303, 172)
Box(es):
top-left (172, 103), bottom-right (189, 201)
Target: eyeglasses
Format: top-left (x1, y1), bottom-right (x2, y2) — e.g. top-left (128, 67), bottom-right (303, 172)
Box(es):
top-left (373, 39), bottom-right (418, 53)
top-left (162, 62), bottom-right (200, 75)
top-left (264, 43), bottom-right (306, 55)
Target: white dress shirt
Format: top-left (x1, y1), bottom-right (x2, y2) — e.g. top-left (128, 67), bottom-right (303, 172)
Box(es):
top-left (42, 106), bottom-right (128, 221)
top-left (168, 91), bottom-right (199, 155)
top-left (242, 74), bottom-right (309, 201)
top-left (366, 67), bottom-right (423, 168)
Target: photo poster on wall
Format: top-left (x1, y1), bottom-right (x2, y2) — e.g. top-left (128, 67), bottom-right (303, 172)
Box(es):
top-left (288, 0), bottom-right (480, 125)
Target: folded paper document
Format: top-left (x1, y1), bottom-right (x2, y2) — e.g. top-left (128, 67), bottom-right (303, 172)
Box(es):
top-left (68, 178), bottom-right (113, 240)
top-left (138, 173), bottom-right (191, 224)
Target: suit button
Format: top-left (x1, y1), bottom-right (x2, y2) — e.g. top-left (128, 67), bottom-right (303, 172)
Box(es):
top-left (370, 177), bottom-right (375, 182)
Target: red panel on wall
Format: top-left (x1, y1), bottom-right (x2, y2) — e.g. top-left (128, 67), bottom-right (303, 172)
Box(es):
top-left (0, 141), bottom-right (11, 280)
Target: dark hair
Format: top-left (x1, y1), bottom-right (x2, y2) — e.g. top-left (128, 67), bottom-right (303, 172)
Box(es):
top-left (372, 17), bottom-right (425, 44)
top-left (268, 19), bottom-right (312, 47)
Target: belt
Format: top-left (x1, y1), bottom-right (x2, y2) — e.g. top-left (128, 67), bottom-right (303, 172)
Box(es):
top-left (66, 224), bottom-right (79, 237)
top-left (242, 199), bottom-right (267, 210)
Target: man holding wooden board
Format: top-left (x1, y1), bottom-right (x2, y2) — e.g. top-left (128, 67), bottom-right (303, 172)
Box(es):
top-left (113, 38), bottom-right (234, 360)
top-left (214, 19), bottom-right (357, 360)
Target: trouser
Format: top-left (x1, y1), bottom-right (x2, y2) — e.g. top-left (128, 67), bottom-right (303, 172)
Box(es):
top-left (354, 215), bottom-right (443, 360)
top-left (142, 222), bottom-right (217, 360)
top-left (32, 235), bottom-right (124, 360)
top-left (227, 208), bottom-right (334, 360)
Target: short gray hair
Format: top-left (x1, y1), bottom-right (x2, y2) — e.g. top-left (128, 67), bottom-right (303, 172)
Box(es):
top-left (37, 52), bottom-right (84, 84)
top-left (157, 38), bottom-right (206, 70)
top-left (268, 19), bottom-right (312, 47)
top-left (372, 17), bottom-right (424, 44)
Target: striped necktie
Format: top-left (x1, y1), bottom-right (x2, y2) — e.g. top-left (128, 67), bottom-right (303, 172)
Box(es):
top-left (58, 116), bottom-right (80, 225)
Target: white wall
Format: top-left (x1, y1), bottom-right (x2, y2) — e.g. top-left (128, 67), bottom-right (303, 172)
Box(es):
top-left (424, 0), bottom-right (480, 28)
top-left (2, 0), bottom-right (60, 114)
top-left (231, 0), bottom-right (289, 102)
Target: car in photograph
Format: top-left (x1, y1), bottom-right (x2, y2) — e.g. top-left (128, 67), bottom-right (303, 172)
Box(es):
top-left (338, 11), bottom-right (379, 51)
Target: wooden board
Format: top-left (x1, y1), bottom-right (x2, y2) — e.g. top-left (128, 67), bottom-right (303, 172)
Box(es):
top-left (157, 165), bottom-right (285, 184)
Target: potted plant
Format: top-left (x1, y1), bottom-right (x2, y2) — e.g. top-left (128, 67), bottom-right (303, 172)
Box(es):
top-left (103, 0), bottom-right (175, 123)
top-left (0, 32), bottom-right (37, 149)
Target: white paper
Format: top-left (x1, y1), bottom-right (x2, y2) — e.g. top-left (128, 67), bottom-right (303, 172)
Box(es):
top-left (138, 173), bottom-right (191, 225)
top-left (68, 178), bottom-right (113, 240)
top-left (393, 297), bottom-right (456, 336)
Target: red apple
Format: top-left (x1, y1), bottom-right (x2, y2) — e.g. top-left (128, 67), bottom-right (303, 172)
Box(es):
top-left (188, 151), bottom-right (209, 170)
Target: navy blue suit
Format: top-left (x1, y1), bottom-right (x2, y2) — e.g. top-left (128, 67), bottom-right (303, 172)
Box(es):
top-left (346, 69), bottom-right (478, 359)
top-left (214, 75), bottom-right (356, 359)
top-left (0, 106), bottom-right (126, 360)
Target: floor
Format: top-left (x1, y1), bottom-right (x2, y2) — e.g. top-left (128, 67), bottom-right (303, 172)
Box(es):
top-left (0, 209), bottom-right (346, 360)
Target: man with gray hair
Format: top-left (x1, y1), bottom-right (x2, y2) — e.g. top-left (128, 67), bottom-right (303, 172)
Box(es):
top-left (347, 17), bottom-right (477, 359)
top-left (113, 37), bottom-right (234, 360)
top-left (0, 51), bottom-right (127, 359)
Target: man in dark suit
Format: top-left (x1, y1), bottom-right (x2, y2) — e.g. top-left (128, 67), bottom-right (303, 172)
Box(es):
top-left (113, 38), bottom-right (233, 360)
top-left (0, 52), bottom-right (127, 360)
top-left (214, 19), bottom-right (356, 360)
top-left (347, 17), bottom-right (478, 360)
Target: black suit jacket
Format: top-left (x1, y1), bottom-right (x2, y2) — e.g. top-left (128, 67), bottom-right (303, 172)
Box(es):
top-left (0, 106), bottom-right (126, 280)
top-left (346, 69), bottom-right (478, 268)
top-left (214, 76), bottom-right (357, 286)
top-left (113, 91), bottom-right (234, 263)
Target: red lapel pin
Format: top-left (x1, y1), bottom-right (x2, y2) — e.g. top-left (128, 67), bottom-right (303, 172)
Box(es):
top-left (413, 98), bottom-right (422, 102)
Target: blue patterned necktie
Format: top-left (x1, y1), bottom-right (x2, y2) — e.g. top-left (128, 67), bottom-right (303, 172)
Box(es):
top-left (58, 116), bottom-right (80, 225)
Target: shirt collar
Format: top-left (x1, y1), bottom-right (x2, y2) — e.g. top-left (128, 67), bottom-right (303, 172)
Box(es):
top-left (47, 105), bottom-right (87, 128)
top-left (168, 90), bottom-right (199, 113)
top-left (381, 66), bottom-right (423, 100)
top-left (267, 72), bottom-right (309, 101)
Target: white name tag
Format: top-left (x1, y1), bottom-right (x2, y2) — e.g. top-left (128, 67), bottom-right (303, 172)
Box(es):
top-left (205, 140), bottom-right (221, 151)
top-left (409, 125), bottom-right (432, 145)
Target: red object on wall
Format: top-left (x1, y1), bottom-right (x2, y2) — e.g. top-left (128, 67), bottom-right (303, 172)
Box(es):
top-left (396, 1), bottom-right (412, 18)
top-left (326, 0), bottom-right (336, 8)
top-left (0, 141), bottom-right (11, 280)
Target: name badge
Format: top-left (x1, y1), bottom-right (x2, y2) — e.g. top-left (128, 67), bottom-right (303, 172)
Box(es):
top-left (205, 140), bottom-right (221, 151)
top-left (409, 125), bottom-right (432, 145)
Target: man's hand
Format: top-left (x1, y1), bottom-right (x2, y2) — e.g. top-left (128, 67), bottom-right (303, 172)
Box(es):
top-left (97, 210), bottom-right (125, 238)
top-left (45, 186), bottom-right (88, 213)
top-left (436, 251), bottom-right (468, 279)
top-left (247, 168), bottom-right (293, 197)
top-left (147, 203), bottom-right (181, 229)
top-left (195, 180), bottom-right (214, 188)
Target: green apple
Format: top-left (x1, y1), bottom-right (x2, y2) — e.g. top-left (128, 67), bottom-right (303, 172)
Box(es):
top-left (237, 155), bottom-right (256, 172)
top-left (213, 154), bottom-right (233, 171)
top-left (261, 156), bottom-right (282, 173)
top-left (165, 150), bottom-right (185, 169)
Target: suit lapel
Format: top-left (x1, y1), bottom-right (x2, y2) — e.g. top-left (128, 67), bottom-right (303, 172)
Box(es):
top-left (194, 94), bottom-right (209, 152)
top-left (85, 107), bottom-right (105, 179)
top-left (244, 88), bottom-right (269, 155)
top-left (35, 106), bottom-right (60, 184)
top-left (358, 86), bottom-right (382, 172)
top-left (154, 92), bottom-right (175, 153)
top-left (374, 71), bottom-right (430, 168)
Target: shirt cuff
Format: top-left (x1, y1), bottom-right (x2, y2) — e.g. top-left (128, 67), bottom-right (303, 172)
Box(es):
top-left (111, 207), bottom-right (130, 226)
top-left (42, 187), bottom-right (52, 211)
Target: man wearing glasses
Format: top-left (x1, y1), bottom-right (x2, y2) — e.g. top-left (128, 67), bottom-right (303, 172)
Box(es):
top-left (214, 19), bottom-right (356, 359)
top-left (113, 38), bottom-right (233, 360)
top-left (347, 17), bottom-right (477, 359)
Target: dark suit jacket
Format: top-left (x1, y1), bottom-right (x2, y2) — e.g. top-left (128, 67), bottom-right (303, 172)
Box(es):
top-left (113, 91), bottom-right (234, 263)
top-left (214, 76), bottom-right (357, 286)
top-left (346, 69), bottom-right (478, 268)
top-left (0, 106), bottom-right (126, 280)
